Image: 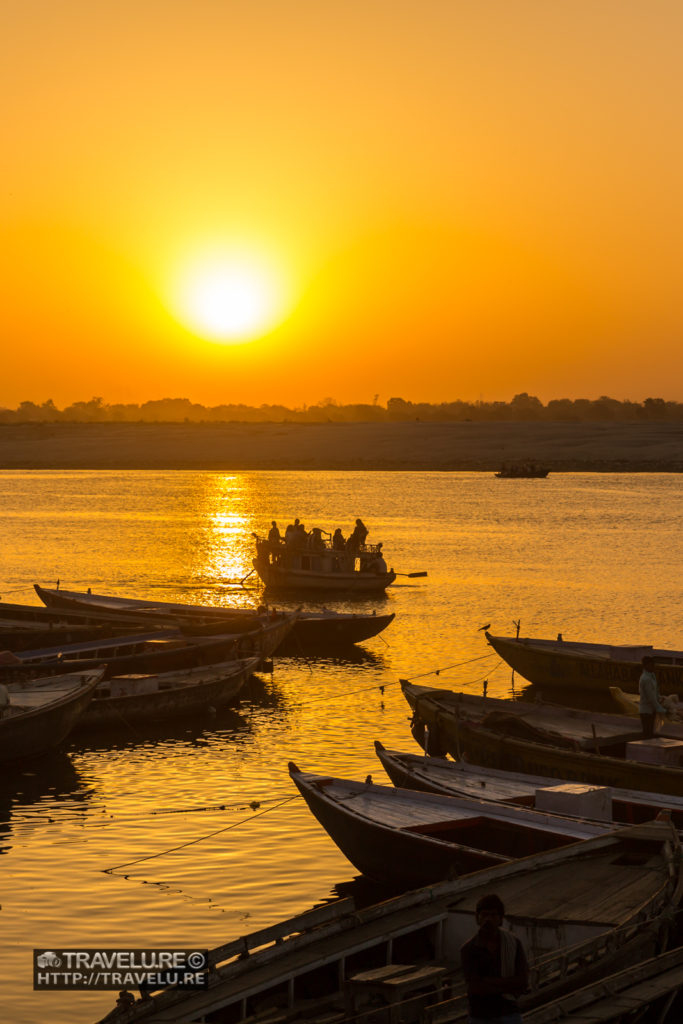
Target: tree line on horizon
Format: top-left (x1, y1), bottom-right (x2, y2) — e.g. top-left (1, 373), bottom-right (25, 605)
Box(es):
top-left (1, 393), bottom-right (681, 424)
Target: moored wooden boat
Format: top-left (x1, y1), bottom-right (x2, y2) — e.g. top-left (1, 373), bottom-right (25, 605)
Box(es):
top-left (485, 630), bottom-right (683, 694)
top-left (34, 584), bottom-right (394, 650)
top-left (425, 943), bottom-right (683, 1024)
top-left (289, 763), bottom-right (608, 886)
top-left (401, 683), bottom-right (683, 796)
top-left (1, 612), bottom-right (297, 681)
top-left (76, 656), bottom-right (259, 729)
top-left (1, 668), bottom-right (104, 761)
top-left (374, 741), bottom-right (683, 828)
top-left (93, 820), bottom-right (682, 1024)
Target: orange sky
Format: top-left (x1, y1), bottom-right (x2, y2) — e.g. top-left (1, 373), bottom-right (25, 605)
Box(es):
top-left (3, 1), bottom-right (683, 408)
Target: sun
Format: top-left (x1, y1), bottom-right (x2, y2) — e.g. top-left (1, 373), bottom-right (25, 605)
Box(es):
top-left (174, 251), bottom-right (286, 343)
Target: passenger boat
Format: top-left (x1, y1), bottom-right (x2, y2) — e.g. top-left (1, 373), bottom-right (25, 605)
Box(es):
top-left (401, 684), bottom-right (683, 796)
top-left (252, 536), bottom-right (397, 592)
top-left (485, 630), bottom-right (683, 695)
top-left (1, 668), bottom-right (103, 762)
top-left (94, 820), bottom-right (681, 1024)
top-left (34, 584), bottom-right (395, 650)
top-left (75, 656), bottom-right (259, 729)
top-left (289, 763), bottom-right (609, 886)
top-left (374, 742), bottom-right (683, 827)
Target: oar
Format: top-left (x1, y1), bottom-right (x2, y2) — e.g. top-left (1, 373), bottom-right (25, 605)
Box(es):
top-left (394, 571), bottom-right (428, 578)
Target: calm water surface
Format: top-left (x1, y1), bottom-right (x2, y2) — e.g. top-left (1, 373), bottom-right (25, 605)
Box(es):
top-left (1, 471), bottom-right (681, 1023)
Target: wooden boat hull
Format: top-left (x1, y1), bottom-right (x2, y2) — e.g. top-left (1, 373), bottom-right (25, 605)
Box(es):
top-left (289, 765), bottom-right (605, 887)
top-left (79, 657), bottom-right (258, 729)
top-left (374, 742), bottom-right (683, 828)
top-left (402, 684), bottom-right (683, 797)
top-left (92, 821), bottom-right (682, 1024)
top-left (1, 614), bottom-right (296, 681)
top-left (254, 561), bottom-right (396, 592)
top-left (34, 585), bottom-right (390, 651)
top-left (1, 670), bottom-right (102, 762)
top-left (486, 631), bottom-right (683, 695)
top-left (276, 611), bottom-right (395, 651)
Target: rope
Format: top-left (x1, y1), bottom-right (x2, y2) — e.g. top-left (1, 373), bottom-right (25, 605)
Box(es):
top-left (104, 795), bottom-right (297, 873)
top-left (286, 655), bottom-right (502, 708)
top-left (401, 652), bottom-right (496, 682)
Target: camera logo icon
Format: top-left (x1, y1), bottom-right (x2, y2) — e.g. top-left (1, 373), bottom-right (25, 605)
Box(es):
top-left (37, 951), bottom-right (62, 968)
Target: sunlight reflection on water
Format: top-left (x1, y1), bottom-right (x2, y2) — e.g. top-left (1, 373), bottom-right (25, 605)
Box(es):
top-left (0, 471), bottom-right (681, 1022)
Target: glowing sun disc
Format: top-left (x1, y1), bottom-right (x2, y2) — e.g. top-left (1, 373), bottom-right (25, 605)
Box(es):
top-left (176, 255), bottom-right (284, 342)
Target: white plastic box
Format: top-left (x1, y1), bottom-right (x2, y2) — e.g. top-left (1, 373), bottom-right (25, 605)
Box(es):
top-left (626, 738), bottom-right (683, 767)
top-left (534, 783), bottom-right (613, 821)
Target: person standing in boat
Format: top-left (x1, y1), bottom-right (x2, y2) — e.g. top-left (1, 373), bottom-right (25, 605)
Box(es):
top-left (460, 893), bottom-right (528, 1024)
top-left (347, 518), bottom-right (369, 552)
top-left (639, 655), bottom-right (666, 739)
top-left (268, 521), bottom-right (282, 547)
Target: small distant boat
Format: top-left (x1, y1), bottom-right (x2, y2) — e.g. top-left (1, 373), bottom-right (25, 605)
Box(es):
top-left (252, 534), bottom-right (397, 593)
top-left (485, 630), bottom-right (683, 695)
top-left (1, 668), bottom-right (103, 762)
top-left (374, 741), bottom-right (683, 828)
top-left (495, 464), bottom-right (549, 478)
top-left (33, 584), bottom-right (395, 650)
top-left (93, 819), bottom-right (682, 1024)
top-left (401, 683), bottom-right (683, 796)
top-left (289, 762), bottom-right (608, 886)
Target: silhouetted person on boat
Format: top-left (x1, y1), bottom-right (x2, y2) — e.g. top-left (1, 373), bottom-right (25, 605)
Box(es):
top-left (332, 528), bottom-right (346, 551)
top-left (347, 518), bottom-right (368, 553)
top-left (308, 528), bottom-right (325, 553)
top-left (639, 655), bottom-right (665, 739)
top-left (461, 893), bottom-right (528, 1024)
top-left (268, 521), bottom-right (282, 547)
top-left (285, 519), bottom-right (300, 544)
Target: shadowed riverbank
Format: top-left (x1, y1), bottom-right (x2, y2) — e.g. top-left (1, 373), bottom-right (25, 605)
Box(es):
top-left (1, 421), bottom-right (682, 471)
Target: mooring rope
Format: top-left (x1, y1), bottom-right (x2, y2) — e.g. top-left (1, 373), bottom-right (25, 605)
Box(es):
top-left (401, 651), bottom-right (496, 682)
top-left (104, 794), bottom-right (298, 873)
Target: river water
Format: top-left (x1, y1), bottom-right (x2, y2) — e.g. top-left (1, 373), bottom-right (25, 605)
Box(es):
top-left (1, 470), bottom-right (681, 1023)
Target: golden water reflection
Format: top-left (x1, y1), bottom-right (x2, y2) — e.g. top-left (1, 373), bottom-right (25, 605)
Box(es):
top-left (187, 473), bottom-right (255, 597)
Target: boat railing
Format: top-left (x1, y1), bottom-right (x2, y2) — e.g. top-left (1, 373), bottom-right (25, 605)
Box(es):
top-left (421, 913), bottom-right (667, 1024)
top-left (207, 898), bottom-right (355, 970)
top-left (255, 534), bottom-right (384, 558)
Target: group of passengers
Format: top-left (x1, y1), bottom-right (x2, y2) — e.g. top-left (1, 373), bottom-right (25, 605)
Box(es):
top-left (264, 518), bottom-right (388, 574)
top-left (268, 517), bottom-right (369, 553)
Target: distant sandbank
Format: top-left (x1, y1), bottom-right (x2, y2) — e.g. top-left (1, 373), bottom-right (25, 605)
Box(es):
top-left (0, 422), bottom-right (681, 471)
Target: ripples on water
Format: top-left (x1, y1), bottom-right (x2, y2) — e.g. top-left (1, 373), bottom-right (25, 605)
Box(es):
top-left (1, 471), bottom-right (681, 1022)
